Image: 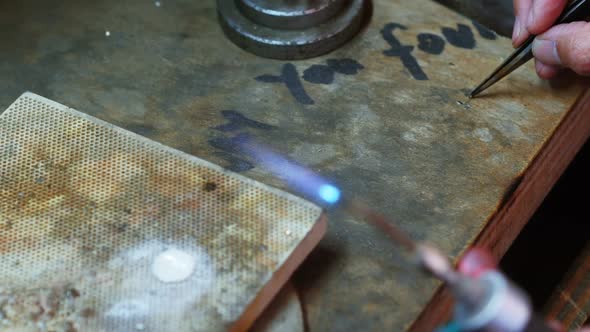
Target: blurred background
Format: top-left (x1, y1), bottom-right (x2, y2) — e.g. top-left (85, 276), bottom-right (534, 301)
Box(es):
top-left (438, 0), bottom-right (515, 37)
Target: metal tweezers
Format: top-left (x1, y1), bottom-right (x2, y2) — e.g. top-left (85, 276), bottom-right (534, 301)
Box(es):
top-left (470, 0), bottom-right (590, 98)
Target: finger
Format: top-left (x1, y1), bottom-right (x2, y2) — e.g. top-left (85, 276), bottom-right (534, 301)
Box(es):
top-left (532, 22), bottom-right (590, 76)
top-left (535, 59), bottom-right (560, 80)
top-left (513, 0), bottom-right (533, 47)
top-left (547, 320), bottom-right (563, 332)
top-left (526, 0), bottom-right (568, 35)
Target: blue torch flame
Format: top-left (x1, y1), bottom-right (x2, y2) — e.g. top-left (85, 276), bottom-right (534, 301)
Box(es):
top-left (318, 184), bottom-right (341, 205)
top-left (237, 140), bottom-right (342, 206)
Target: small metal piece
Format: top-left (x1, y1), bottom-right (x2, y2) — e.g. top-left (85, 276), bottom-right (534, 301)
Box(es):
top-left (217, 0), bottom-right (367, 60)
top-left (470, 0), bottom-right (590, 97)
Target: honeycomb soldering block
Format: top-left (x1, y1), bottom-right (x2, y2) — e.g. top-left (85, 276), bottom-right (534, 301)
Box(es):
top-left (0, 92), bottom-right (326, 332)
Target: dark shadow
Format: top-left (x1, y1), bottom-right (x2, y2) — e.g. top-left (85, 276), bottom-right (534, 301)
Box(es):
top-left (291, 245), bottom-right (341, 332)
top-left (549, 69), bottom-right (590, 90)
top-left (358, 0), bottom-right (374, 34)
top-left (433, 0), bottom-right (515, 37)
top-left (501, 140), bottom-right (590, 309)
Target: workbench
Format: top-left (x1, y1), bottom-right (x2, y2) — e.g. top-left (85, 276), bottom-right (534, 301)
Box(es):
top-left (1, 0), bottom-right (589, 330)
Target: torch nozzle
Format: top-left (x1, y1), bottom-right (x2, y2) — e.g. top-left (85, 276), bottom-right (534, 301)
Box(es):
top-left (415, 244), bottom-right (460, 284)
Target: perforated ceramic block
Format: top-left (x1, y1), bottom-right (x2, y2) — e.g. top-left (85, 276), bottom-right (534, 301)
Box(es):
top-left (0, 92), bottom-right (326, 332)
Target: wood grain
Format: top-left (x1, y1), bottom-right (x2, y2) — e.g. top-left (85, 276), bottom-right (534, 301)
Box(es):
top-left (544, 243), bottom-right (590, 331)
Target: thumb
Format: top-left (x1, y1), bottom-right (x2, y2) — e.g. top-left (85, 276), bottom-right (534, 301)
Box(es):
top-left (531, 22), bottom-right (590, 76)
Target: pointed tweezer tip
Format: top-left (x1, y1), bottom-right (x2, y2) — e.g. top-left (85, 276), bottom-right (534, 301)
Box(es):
top-left (469, 87), bottom-right (481, 99)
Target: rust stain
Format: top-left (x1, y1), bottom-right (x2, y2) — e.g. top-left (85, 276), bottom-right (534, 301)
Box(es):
top-left (0, 93), bottom-right (322, 330)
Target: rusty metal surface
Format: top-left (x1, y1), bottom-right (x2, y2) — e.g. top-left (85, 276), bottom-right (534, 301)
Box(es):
top-left (0, 0), bottom-right (584, 330)
top-left (0, 93), bottom-right (322, 331)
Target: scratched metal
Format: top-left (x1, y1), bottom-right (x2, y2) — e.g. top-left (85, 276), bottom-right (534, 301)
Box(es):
top-left (0, 93), bottom-right (322, 331)
top-left (0, 0), bottom-right (584, 331)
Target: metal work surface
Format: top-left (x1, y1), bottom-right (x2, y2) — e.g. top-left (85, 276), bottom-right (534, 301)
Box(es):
top-left (0, 0), bottom-right (584, 330)
top-left (0, 93), bottom-right (323, 331)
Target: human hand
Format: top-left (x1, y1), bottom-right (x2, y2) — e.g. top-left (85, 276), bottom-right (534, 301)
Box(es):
top-left (512, 0), bottom-right (590, 79)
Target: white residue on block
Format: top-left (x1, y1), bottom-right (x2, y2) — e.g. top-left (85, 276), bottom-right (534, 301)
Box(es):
top-left (151, 248), bottom-right (196, 283)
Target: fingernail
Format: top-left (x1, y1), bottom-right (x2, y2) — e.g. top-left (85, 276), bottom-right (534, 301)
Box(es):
top-left (512, 16), bottom-right (522, 45)
top-left (527, 3), bottom-right (536, 29)
top-left (532, 39), bottom-right (562, 65)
